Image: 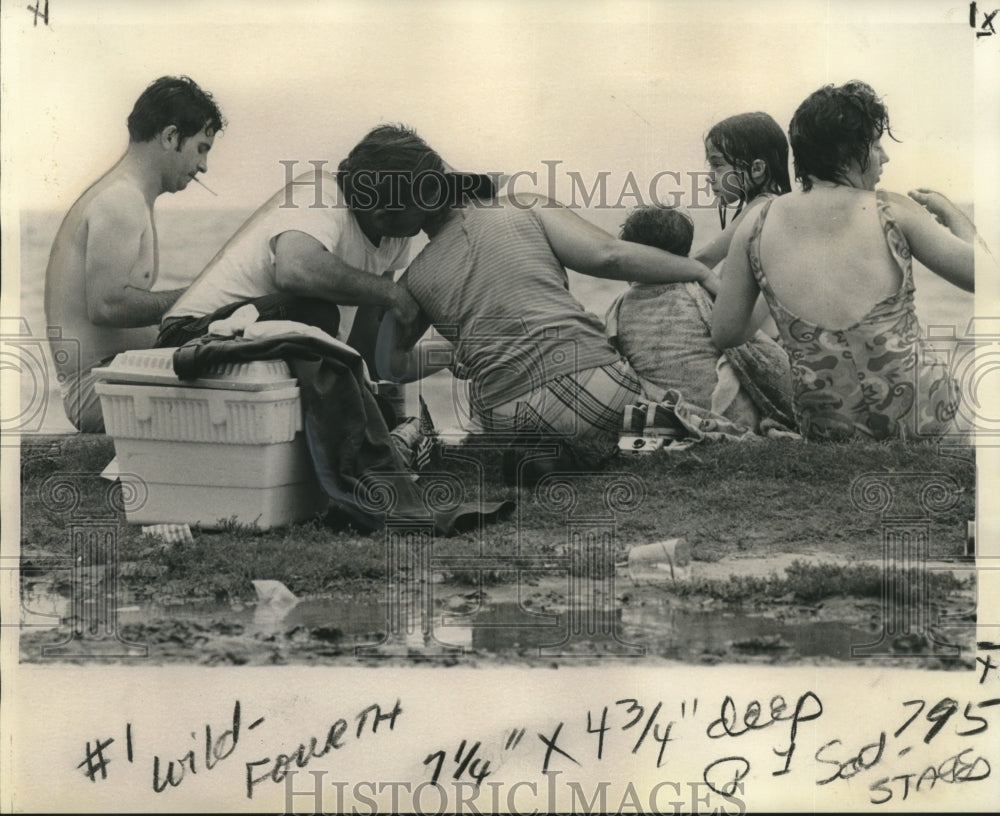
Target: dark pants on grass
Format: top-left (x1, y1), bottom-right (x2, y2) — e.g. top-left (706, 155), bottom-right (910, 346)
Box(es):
top-left (156, 294), bottom-right (341, 349)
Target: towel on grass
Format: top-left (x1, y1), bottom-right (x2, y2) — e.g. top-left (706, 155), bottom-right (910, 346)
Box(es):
top-left (657, 388), bottom-right (802, 448)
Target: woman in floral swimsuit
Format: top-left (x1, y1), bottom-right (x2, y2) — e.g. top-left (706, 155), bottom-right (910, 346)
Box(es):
top-left (711, 81), bottom-right (979, 441)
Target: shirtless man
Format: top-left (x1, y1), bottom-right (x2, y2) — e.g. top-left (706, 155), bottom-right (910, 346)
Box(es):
top-left (44, 76), bottom-right (224, 432)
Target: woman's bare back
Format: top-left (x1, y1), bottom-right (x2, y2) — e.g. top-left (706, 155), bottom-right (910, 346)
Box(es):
top-left (755, 187), bottom-right (902, 329)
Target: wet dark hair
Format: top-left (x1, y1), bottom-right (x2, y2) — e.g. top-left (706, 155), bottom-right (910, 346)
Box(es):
top-left (336, 124), bottom-right (448, 212)
top-left (705, 111), bottom-right (792, 203)
top-left (127, 76), bottom-right (224, 144)
top-left (789, 80), bottom-right (898, 191)
top-left (620, 205), bottom-right (694, 256)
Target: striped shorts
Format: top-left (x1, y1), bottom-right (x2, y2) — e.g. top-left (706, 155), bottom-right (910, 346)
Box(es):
top-left (61, 366), bottom-right (106, 433)
top-left (477, 360), bottom-right (642, 465)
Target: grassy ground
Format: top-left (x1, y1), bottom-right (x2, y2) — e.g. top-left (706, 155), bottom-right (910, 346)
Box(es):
top-left (18, 434), bottom-right (975, 605)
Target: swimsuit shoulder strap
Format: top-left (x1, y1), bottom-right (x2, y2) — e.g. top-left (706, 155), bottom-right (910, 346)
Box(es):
top-left (875, 189), bottom-right (915, 286)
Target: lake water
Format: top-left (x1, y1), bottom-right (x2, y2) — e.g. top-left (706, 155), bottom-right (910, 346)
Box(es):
top-left (12, 204), bottom-right (976, 435)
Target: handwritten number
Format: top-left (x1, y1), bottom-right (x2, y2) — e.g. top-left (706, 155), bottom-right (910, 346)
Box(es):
top-left (631, 701), bottom-right (663, 754)
top-left (26, 0), bottom-right (49, 26)
top-left (424, 742), bottom-right (491, 786)
top-left (923, 698), bottom-right (958, 744)
top-left (957, 702), bottom-right (989, 736)
top-left (958, 697), bottom-right (1000, 737)
top-left (615, 698), bottom-right (645, 730)
top-left (423, 750), bottom-right (445, 785)
top-left (586, 708), bottom-right (609, 760)
top-left (894, 699), bottom-right (925, 738)
top-left (651, 721), bottom-right (673, 767)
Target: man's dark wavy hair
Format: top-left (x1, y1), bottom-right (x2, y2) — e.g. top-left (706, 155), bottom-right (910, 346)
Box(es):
top-left (336, 124), bottom-right (447, 211)
top-left (127, 76), bottom-right (224, 143)
top-left (789, 80), bottom-right (898, 190)
top-left (619, 205), bottom-right (694, 257)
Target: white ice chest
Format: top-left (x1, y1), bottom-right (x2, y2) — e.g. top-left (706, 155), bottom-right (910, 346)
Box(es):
top-left (94, 348), bottom-right (327, 529)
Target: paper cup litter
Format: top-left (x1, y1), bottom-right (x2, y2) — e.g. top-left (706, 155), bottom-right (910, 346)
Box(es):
top-left (626, 538), bottom-right (691, 585)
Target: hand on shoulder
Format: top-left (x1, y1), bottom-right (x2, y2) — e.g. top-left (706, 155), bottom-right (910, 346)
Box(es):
top-left (890, 188), bottom-right (977, 245)
top-left (883, 190), bottom-right (975, 292)
top-left (907, 188), bottom-right (959, 223)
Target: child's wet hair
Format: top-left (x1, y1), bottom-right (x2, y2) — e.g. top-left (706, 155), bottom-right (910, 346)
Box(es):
top-left (620, 205), bottom-right (694, 256)
top-left (705, 111), bottom-right (791, 203)
top-left (789, 80), bottom-right (898, 191)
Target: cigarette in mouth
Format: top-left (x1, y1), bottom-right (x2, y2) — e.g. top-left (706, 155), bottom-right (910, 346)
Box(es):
top-left (192, 176), bottom-right (218, 196)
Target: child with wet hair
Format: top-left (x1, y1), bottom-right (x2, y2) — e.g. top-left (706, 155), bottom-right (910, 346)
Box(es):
top-left (607, 204), bottom-right (793, 430)
top-left (696, 111), bottom-right (792, 268)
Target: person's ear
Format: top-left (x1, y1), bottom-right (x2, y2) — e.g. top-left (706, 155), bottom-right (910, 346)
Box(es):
top-left (158, 125), bottom-right (180, 151)
top-left (749, 159), bottom-right (767, 182)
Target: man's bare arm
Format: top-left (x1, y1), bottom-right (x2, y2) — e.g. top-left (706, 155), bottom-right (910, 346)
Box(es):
top-left (375, 311), bottom-right (450, 384)
top-left (273, 230), bottom-right (420, 326)
top-left (84, 199), bottom-right (184, 327)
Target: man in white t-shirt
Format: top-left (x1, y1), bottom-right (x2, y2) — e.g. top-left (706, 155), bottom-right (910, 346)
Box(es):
top-left (158, 124), bottom-right (472, 365)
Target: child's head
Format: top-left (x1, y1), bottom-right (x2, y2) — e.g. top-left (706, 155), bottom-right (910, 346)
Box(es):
top-left (620, 205), bottom-right (694, 256)
top-left (337, 124), bottom-right (448, 237)
top-left (789, 80), bottom-right (896, 191)
top-left (705, 112), bottom-right (791, 207)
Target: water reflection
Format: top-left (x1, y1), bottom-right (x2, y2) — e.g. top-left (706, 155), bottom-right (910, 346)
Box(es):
top-left (19, 579), bottom-right (969, 662)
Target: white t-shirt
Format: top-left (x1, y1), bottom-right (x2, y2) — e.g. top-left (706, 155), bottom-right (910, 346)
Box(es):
top-left (166, 171), bottom-right (411, 340)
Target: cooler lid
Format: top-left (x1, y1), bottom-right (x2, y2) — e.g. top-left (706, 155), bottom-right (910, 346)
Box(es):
top-left (92, 347), bottom-right (296, 391)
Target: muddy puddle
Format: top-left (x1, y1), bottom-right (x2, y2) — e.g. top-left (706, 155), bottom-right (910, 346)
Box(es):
top-left (18, 574), bottom-right (976, 667)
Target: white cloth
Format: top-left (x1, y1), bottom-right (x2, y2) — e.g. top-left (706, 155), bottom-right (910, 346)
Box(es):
top-left (207, 304), bottom-right (260, 337)
top-left (710, 355), bottom-right (742, 416)
top-left (165, 171), bottom-right (411, 341)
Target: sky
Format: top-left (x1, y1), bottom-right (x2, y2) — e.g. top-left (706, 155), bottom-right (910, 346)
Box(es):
top-left (0, 0), bottom-right (991, 221)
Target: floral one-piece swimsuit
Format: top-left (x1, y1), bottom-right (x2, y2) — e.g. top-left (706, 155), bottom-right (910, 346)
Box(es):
top-left (747, 191), bottom-right (960, 441)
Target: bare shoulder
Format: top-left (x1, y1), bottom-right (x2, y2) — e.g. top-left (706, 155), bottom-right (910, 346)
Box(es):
top-left (881, 189), bottom-right (924, 218)
top-left (879, 189), bottom-right (942, 236)
top-left (764, 189), bottom-right (808, 214)
top-left (82, 178), bottom-right (149, 232)
top-left (737, 194), bottom-right (771, 219)
top-left (731, 198), bottom-right (767, 245)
